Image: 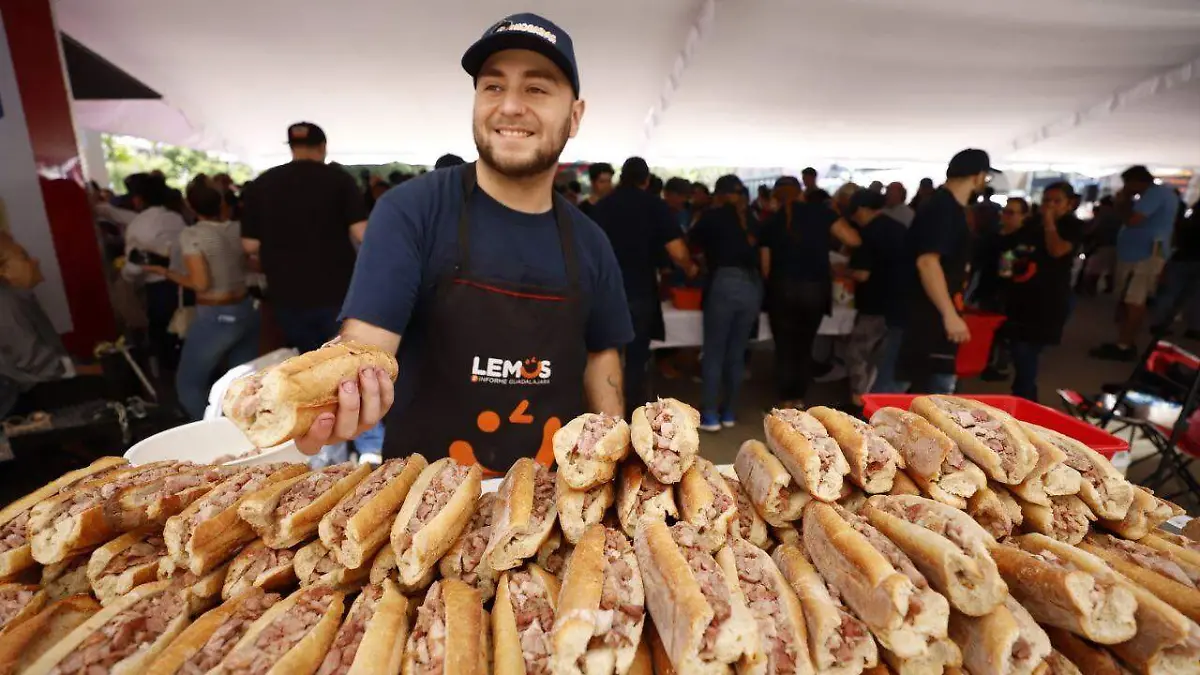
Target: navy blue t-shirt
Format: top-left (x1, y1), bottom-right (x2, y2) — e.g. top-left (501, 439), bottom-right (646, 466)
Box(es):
top-left (849, 213), bottom-right (912, 326)
top-left (758, 202), bottom-right (839, 283)
top-left (340, 167), bottom-right (633, 407)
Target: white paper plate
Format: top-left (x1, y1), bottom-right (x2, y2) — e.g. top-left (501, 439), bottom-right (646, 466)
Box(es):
top-left (124, 418), bottom-right (307, 467)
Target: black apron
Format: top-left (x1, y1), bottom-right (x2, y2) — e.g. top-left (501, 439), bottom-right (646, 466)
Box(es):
top-left (897, 221), bottom-right (971, 382)
top-left (382, 164), bottom-right (588, 476)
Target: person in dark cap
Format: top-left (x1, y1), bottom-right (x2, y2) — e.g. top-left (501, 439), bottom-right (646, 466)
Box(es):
top-left (326, 12), bottom-right (632, 472)
top-left (580, 162), bottom-right (615, 216)
top-left (592, 157), bottom-right (699, 417)
top-left (688, 174), bottom-right (765, 431)
top-left (434, 153), bottom-right (465, 170)
top-left (890, 148), bottom-right (1000, 394)
top-left (843, 189), bottom-right (910, 410)
top-left (759, 175), bottom-right (860, 409)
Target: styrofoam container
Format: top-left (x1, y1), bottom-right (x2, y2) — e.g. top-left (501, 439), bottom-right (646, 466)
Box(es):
top-left (124, 418), bottom-right (307, 467)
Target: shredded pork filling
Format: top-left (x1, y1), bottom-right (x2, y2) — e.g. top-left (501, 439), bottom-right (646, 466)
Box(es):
top-left (184, 464), bottom-right (292, 540)
top-left (841, 509), bottom-right (929, 590)
top-left (102, 535), bottom-right (167, 576)
top-left (1050, 500), bottom-right (1088, 539)
top-left (222, 586), bottom-right (336, 675)
top-left (1101, 536), bottom-right (1197, 587)
top-left (276, 464), bottom-right (355, 517)
top-left (726, 477), bottom-right (759, 540)
top-left (573, 414), bottom-right (619, 460)
top-left (0, 586), bottom-right (37, 627)
top-left (394, 465), bottom-right (470, 552)
top-left (879, 502), bottom-right (973, 553)
top-left (508, 572), bottom-right (555, 674)
top-left (49, 590), bottom-right (186, 675)
top-left (1061, 447), bottom-right (1105, 499)
top-left (529, 467), bottom-right (556, 527)
top-left (936, 401), bottom-right (1019, 475)
top-left (772, 409), bottom-right (841, 476)
top-left (731, 541), bottom-right (798, 673)
top-left (672, 524), bottom-right (731, 658)
top-left (326, 459), bottom-right (411, 549)
top-left (0, 510), bottom-right (30, 553)
top-left (451, 495), bottom-right (495, 586)
top-left (178, 592), bottom-right (280, 675)
top-left (588, 530), bottom-right (643, 654)
top-left (239, 547), bottom-right (295, 584)
top-left (646, 402), bottom-right (682, 478)
top-left (316, 584), bottom-right (382, 675)
top-left (410, 584), bottom-right (447, 675)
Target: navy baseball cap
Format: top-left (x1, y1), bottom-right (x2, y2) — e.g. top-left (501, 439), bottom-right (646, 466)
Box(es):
top-left (287, 122), bottom-right (326, 147)
top-left (461, 13), bottom-right (580, 96)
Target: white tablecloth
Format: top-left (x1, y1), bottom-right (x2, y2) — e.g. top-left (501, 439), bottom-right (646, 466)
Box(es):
top-left (651, 302), bottom-right (857, 350)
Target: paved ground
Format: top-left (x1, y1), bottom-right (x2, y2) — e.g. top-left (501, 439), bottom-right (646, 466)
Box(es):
top-left (648, 292), bottom-right (1200, 513)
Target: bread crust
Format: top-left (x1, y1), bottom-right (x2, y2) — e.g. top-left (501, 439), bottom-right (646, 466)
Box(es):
top-left (555, 471), bottom-right (614, 545)
top-left (810, 406), bottom-right (903, 494)
top-left (223, 341), bottom-right (399, 448)
top-left (221, 539), bottom-right (299, 601)
top-left (1080, 536), bottom-right (1200, 623)
top-left (553, 413), bottom-right (631, 489)
top-left (630, 398), bottom-right (700, 484)
top-left (1017, 533), bottom-right (1199, 674)
top-left (1017, 494), bottom-right (1094, 545)
top-left (772, 544), bottom-right (878, 675)
top-left (485, 459), bottom-right (557, 571)
top-left (722, 476), bottom-right (772, 550)
top-left (1023, 422), bottom-right (1132, 521)
top-left (869, 406), bottom-right (987, 507)
top-left (1013, 424), bottom-right (1083, 505)
top-left (632, 521), bottom-right (756, 673)
top-left (294, 540), bottom-right (371, 593)
top-left (87, 527), bottom-right (164, 604)
top-left (734, 440), bottom-right (809, 527)
top-left (991, 539), bottom-right (1136, 644)
top-left (1044, 627), bottom-right (1129, 675)
top-left (402, 580), bottom-right (484, 675)
top-left (862, 495), bottom-right (1006, 617)
top-left (0, 594), bottom-right (100, 675)
top-left (493, 565), bottom-right (560, 675)
top-left (615, 461), bottom-right (679, 538)
top-left (677, 458), bottom-right (739, 554)
top-left (208, 585), bottom-right (345, 675)
top-left (0, 584), bottom-right (47, 635)
top-left (1096, 486), bottom-right (1176, 540)
top-left (240, 463), bottom-right (371, 549)
top-left (21, 580), bottom-right (188, 675)
top-left (950, 597), bottom-right (1051, 675)
top-left (763, 409), bottom-right (849, 502)
top-left (143, 587), bottom-right (274, 675)
top-left (879, 636), bottom-right (962, 675)
top-left (391, 459), bottom-right (482, 588)
top-left (801, 502), bottom-right (949, 658)
top-left (165, 463), bottom-right (308, 576)
top-left (320, 455), bottom-right (428, 569)
top-left (1139, 533), bottom-right (1200, 570)
top-left (966, 483), bottom-right (1022, 540)
top-left (910, 396), bottom-right (1038, 485)
top-left (718, 538), bottom-right (814, 675)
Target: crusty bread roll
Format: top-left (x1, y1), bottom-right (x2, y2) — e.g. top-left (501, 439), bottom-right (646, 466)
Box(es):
top-left (910, 396), bottom-right (1038, 485)
top-left (763, 408), bottom-right (849, 502)
top-left (734, 439), bottom-right (809, 528)
top-left (222, 341), bottom-right (399, 448)
top-left (320, 455), bottom-right (428, 569)
top-left (630, 398), bottom-right (700, 484)
top-left (1025, 422), bottom-right (1131, 520)
top-left (209, 585), bottom-right (345, 675)
top-left (0, 595), bottom-right (100, 675)
top-left (949, 597), bottom-right (1051, 675)
top-left (484, 458), bottom-right (557, 571)
top-left (810, 406), bottom-right (903, 494)
top-left (390, 459), bottom-right (482, 588)
top-left (553, 413), bottom-right (631, 490)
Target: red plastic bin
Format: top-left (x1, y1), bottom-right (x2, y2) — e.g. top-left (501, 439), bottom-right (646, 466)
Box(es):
top-left (671, 287), bottom-right (703, 310)
top-left (860, 394), bottom-right (1128, 460)
top-left (956, 312), bottom-right (1006, 378)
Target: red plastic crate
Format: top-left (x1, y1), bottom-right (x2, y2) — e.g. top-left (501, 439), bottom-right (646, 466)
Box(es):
top-left (956, 312), bottom-right (1006, 377)
top-left (860, 394), bottom-right (1128, 459)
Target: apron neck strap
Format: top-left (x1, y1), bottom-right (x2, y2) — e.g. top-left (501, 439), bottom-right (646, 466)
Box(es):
top-left (457, 162), bottom-right (581, 292)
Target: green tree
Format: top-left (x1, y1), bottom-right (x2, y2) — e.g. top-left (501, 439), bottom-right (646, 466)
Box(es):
top-left (102, 135), bottom-right (255, 193)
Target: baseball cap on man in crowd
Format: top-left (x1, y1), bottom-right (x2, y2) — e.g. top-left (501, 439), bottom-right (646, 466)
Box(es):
top-left (461, 13), bottom-right (580, 96)
top-left (287, 122), bottom-right (326, 147)
top-left (946, 148), bottom-right (1000, 178)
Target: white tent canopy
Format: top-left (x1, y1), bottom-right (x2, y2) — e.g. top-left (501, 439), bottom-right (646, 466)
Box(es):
top-left (58, 0), bottom-right (1200, 171)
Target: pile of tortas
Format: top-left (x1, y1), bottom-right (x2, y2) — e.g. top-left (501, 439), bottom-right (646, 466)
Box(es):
top-left (0, 394), bottom-right (1197, 675)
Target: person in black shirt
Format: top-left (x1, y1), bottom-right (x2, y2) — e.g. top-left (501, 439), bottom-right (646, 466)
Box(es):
top-left (591, 157), bottom-right (698, 417)
top-left (578, 162), bottom-right (614, 216)
top-left (1150, 197), bottom-right (1200, 336)
top-left (689, 175), bottom-right (762, 431)
top-left (999, 182), bottom-right (1083, 401)
top-left (240, 122), bottom-right (368, 353)
top-left (844, 190), bottom-right (910, 409)
top-left (895, 149), bottom-right (999, 394)
top-left (758, 177), bottom-right (860, 408)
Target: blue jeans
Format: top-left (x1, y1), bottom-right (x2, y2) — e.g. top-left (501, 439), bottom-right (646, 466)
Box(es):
top-left (873, 327), bottom-right (956, 394)
top-left (1010, 340), bottom-right (1044, 401)
top-left (176, 298), bottom-right (261, 420)
top-left (275, 305), bottom-right (342, 353)
top-left (701, 268), bottom-right (763, 416)
top-left (1152, 259), bottom-right (1200, 331)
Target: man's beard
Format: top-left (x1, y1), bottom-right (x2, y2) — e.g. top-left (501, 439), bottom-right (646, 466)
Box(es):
top-left (474, 117), bottom-right (571, 179)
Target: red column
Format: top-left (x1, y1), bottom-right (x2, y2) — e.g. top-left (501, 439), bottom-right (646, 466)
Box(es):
top-left (1, 0), bottom-right (116, 357)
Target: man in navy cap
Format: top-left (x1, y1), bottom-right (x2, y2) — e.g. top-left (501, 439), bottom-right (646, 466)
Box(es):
top-left (292, 13), bottom-right (632, 473)
top-left (889, 148), bottom-right (1000, 394)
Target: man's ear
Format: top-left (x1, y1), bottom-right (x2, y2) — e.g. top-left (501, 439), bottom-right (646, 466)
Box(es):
top-left (569, 98), bottom-right (586, 139)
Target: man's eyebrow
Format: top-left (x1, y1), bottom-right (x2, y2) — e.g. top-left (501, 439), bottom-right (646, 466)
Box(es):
top-left (476, 66), bottom-right (564, 85)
